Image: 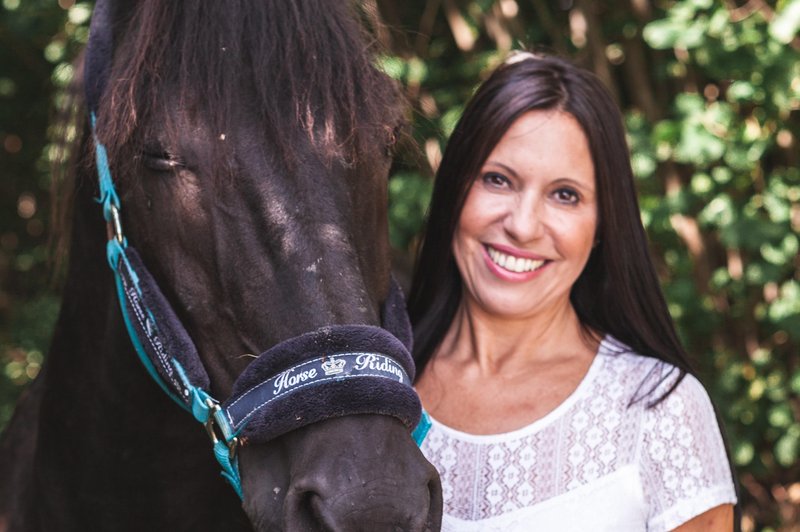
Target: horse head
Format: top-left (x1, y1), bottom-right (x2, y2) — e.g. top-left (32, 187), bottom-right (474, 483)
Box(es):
top-left (69, 1), bottom-right (441, 530)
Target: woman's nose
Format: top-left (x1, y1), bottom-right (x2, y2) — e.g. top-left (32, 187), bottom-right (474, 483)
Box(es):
top-left (503, 197), bottom-right (545, 243)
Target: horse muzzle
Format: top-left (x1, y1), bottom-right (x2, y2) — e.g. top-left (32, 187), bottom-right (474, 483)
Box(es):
top-left (241, 414), bottom-right (443, 532)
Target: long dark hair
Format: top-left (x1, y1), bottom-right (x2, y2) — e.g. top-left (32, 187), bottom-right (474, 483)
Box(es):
top-left (408, 53), bottom-right (691, 403)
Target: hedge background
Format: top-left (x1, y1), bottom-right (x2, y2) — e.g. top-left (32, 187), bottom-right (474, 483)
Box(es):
top-left (1, 1), bottom-right (798, 529)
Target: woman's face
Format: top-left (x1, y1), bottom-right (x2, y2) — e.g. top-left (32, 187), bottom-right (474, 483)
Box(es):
top-left (452, 110), bottom-right (598, 321)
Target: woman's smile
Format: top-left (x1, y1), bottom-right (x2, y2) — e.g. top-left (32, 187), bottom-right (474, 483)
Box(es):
top-left (483, 244), bottom-right (549, 278)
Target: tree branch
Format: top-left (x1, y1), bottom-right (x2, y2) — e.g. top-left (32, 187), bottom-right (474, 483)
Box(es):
top-left (442, 0), bottom-right (476, 52)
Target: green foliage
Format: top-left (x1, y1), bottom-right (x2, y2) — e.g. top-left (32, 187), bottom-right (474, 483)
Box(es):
top-left (636, 5), bottom-right (799, 523)
top-left (0, 0), bottom-right (88, 429)
top-left (388, 172), bottom-right (434, 250)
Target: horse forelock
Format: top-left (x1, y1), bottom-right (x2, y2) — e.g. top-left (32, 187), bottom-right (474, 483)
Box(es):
top-left (93, 0), bottom-right (404, 175)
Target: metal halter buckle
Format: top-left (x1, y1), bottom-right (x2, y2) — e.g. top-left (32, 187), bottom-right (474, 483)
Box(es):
top-left (204, 399), bottom-right (239, 460)
top-left (108, 203), bottom-right (124, 243)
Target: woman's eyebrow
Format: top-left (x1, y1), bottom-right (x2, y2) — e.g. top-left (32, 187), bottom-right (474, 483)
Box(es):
top-left (484, 160), bottom-right (519, 178)
top-left (551, 176), bottom-right (596, 192)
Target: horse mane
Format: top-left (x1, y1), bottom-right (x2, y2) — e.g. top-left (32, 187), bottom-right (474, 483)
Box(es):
top-left (94, 0), bottom-right (403, 173)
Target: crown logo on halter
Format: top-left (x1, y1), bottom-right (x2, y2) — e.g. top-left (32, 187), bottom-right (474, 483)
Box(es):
top-left (321, 356), bottom-right (346, 376)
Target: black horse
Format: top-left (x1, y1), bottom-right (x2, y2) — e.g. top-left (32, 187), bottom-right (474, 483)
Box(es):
top-left (0, 1), bottom-right (441, 530)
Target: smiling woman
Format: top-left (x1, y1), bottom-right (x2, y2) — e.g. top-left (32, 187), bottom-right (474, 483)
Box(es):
top-left (409, 53), bottom-right (738, 531)
top-left (452, 110), bottom-right (597, 322)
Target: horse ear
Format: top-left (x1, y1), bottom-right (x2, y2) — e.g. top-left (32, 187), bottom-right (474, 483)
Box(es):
top-left (84, 0), bottom-right (137, 114)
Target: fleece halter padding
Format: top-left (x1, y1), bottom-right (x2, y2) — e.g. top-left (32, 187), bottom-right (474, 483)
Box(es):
top-left (113, 242), bottom-right (422, 443)
top-left (227, 323), bottom-right (419, 445)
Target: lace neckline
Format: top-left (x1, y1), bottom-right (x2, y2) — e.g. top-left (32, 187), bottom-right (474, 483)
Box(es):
top-left (425, 336), bottom-right (612, 443)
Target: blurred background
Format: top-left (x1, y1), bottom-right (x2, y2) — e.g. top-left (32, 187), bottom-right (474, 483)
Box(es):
top-left (1, 0), bottom-right (798, 529)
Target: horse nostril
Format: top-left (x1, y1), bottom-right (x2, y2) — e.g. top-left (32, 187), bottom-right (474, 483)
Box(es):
top-left (306, 493), bottom-right (332, 532)
top-left (292, 489), bottom-right (341, 532)
top-left (289, 481), bottom-right (436, 532)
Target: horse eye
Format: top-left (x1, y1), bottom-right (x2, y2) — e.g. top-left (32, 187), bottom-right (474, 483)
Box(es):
top-left (141, 151), bottom-right (186, 172)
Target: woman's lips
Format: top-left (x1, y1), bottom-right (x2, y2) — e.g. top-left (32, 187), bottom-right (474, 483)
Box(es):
top-left (482, 244), bottom-right (550, 279)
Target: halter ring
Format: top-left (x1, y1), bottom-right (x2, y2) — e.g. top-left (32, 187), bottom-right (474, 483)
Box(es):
top-left (204, 399), bottom-right (240, 461)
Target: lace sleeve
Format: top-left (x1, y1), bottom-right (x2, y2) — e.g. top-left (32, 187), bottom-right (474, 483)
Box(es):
top-left (638, 371), bottom-right (737, 531)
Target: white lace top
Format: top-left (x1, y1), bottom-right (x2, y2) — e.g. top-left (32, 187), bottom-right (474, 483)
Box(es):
top-left (420, 336), bottom-right (737, 531)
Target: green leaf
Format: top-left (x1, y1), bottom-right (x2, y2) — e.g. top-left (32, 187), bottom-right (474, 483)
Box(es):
top-left (711, 167), bottom-right (733, 185)
top-left (733, 441), bottom-right (754, 466)
top-left (690, 172), bottom-right (714, 194)
top-left (440, 106), bottom-right (464, 138)
top-left (375, 55), bottom-right (405, 80)
top-left (690, 0), bottom-right (713, 9)
top-left (768, 404), bottom-right (793, 428)
top-left (760, 234), bottom-right (799, 265)
top-left (679, 21), bottom-right (708, 49)
top-left (643, 19), bottom-right (683, 49)
top-left (675, 123), bottom-right (726, 165)
top-left (699, 194), bottom-right (735, 228)
top-left (775, 425), bottom-right (800, 466)
top-left (768, 280), bottom-right (800, 321)
top-left (631, 152), bottom-right (657, 179)
top-left (67, 3), bottom-right (92, 25)
top-left (407, 57), bottom-right (428, 85)
top-left (675, 93), bottom-right (705, 114)
top-left (707, 7), bottom-right (730, 36)
top-left (388, 172), bottom-right (433, 250)
top-left (769, 0), bottom-right (800, 43)
top-left (791, 371), bottom-right (800, 394)
top-left (652, 119), bottom-right (680, 143)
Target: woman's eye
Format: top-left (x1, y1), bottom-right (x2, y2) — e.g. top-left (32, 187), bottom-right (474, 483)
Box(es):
top-left (554, 187), bottom-right (580, 204)
top-left (141, 152), bottom-right (185, 172)
top-left (482, 172), bottom-right (509, 188)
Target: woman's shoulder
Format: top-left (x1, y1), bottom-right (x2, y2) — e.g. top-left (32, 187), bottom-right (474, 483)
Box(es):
top-left (594, 336), bottom-right (730, 448)
top-left (597, 335), bottom-right (713, 400)
top-left (597, 336), bottom-right (726, 449)
top-left (594, 335), bottom-right (686, 398)
top-left (601, 335), bottom-right (739, 531)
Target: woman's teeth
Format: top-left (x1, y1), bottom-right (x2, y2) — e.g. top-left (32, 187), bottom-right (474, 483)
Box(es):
top-left (487, 247), bottom-right (545, 273)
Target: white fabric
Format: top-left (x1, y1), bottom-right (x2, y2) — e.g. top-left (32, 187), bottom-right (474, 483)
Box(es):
top-left (420, 336), bottom-right (737, 531)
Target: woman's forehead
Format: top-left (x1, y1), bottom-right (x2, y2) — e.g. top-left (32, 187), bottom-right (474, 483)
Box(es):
top-left (483, 110), bottom-right (594, 182)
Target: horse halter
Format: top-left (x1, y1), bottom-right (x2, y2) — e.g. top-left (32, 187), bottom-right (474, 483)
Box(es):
top-left (84, 0), bottom-right (430, 499)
